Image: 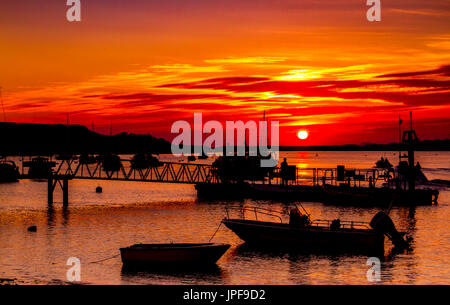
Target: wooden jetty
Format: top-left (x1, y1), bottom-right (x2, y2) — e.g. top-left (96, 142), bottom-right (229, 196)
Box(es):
top-left (196, 113), bottom-right (440, 207)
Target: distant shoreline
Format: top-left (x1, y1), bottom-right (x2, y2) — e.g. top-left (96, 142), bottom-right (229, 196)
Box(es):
top-left (278, 142), bottom-right (450, 151)
top-left (1, 122), bottom-right (448, 155)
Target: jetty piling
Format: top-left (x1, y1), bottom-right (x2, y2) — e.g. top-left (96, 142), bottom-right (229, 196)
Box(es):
top-left (47, 172), bottom-right (71, 206)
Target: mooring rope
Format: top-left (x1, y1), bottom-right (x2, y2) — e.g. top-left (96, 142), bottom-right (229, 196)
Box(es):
top-left (385, 198), bottom-right (395, 215)
top-left (89, 253), bottom-right (120, 264)
top-left (208, 222), bottom-right (222, 242)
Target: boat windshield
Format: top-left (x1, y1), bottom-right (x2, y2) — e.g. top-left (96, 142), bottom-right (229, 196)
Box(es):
top-left (225, 205), bottom-right (289, 223)
top-left (224, 205), bottom-right (371, 229)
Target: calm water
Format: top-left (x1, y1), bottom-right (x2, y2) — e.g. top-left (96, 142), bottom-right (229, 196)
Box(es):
top-left (0, 151), bottom-right (449, 285)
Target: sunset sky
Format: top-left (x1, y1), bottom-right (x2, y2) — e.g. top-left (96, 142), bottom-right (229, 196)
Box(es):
top-left (1, 0), bottom-right (449, 145)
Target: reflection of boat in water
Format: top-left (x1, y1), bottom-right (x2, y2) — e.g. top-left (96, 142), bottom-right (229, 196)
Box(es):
top-left (120, 243), bottom-right (230, 267)
top-left (222, 205), bottom-right (409, 255)
top-left (0, 159), bottom-right (19, 182)
top-left (121, 262), bottom-right (224, 276)
top-left (23, 157), bottom-right (56, 179)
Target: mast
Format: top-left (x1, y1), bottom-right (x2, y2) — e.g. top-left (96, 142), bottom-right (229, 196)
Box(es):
top-left (407, 112), bottom-right (416, 191)
top-left (398, 114), bottom-right (402, 163)
top-left (66, 112), bottom-right (70, 155)
top-left (0, 86), bottom-right (6, 122)
top-left (410, 111), bottom-right (413, 130)
top-left (400, 111), bottom-right (417, 191)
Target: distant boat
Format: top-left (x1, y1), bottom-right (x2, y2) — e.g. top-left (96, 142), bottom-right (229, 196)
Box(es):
top-left (187, 155), bottom-right (196, 162)
top-left (120, 243), bottom-right (230, 267)
top-left (23, 157), bottom-right (56, 179)
top-left (222, 205), bottom-right (409, 254)
top-left (198, 153), bottom-right (208, 160)
top-left (55, 153), bottom-right (73, 161)
top-left (100, 153), bottom-right (122, 172)
top-left (0, 159), bottom-right (19, 182)
top-left (212, 155), bottom-right (274, 183)
top-left (374, 157), bottom-right (393, 169)
top-left (78, 153), bottom-right (97, 165)
top-left (131, 153), bottom-right (162, 169)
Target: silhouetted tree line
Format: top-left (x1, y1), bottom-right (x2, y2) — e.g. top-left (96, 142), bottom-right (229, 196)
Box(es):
top-left (0, 122), bottom-right (171, 156)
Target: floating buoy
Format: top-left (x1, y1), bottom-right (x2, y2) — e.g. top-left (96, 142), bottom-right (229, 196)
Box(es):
top-left (96, 186), bottom-right (103, 193)
top-left (27, 226), bottom-right (37, 232)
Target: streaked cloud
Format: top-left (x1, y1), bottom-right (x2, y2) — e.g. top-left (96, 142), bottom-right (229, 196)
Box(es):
top-left (205, 57), bottom-right (286, 64)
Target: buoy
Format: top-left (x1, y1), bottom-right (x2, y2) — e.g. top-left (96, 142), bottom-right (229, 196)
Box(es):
top-left (27, 226), bottom-right (37, 232)
top-left (96, 186), bottom-right (103, 193)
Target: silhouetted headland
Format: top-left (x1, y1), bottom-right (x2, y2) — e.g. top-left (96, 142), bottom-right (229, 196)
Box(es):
top-left (0, 122), bottom-right (170, 155)
top-left (1, 122), bottom-right (448, 156)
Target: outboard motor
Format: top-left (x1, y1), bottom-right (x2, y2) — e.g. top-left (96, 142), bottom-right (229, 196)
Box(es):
top-left (370, 212), bottom-right (410, 250)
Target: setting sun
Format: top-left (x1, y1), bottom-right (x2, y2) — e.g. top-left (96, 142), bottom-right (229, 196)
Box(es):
top-left (297, 130), bottom-right (309, 140)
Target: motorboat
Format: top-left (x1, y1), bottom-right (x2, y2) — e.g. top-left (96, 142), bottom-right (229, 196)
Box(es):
top-left (130, 153), bottom-right (161, 169)
top-left (187, 155), bottom-right (196, 162)
top-left (374, 157), bottom-right (393, 169)
top-left (120, 243), bottom-right (230, 267)
top-left (100, 153), bottom-right (122, 172)
top-left (198, 153), bottom-right (208, 160)
top-left (222, 204), bottom-right (409, 254)
top-left (23, 157), bottom-right (56, 179)
top-left (0, 159), bottom-right (20, 182)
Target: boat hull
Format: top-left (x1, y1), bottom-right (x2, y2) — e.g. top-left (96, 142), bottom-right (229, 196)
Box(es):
top-left (120, 243), bottom-right (230, 267)
top-left (223, 219), bottom-right (384, 254)
top-left (196, 183), bottom-right (437, 207)
top-left (0, 161), bottom-right (20, 183)
top-left (322, 185), bottom-right (437, 207)
top-left (195, 182), bottom-right (251, 200)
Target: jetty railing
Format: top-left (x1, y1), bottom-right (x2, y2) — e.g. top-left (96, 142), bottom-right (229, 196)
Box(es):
top-left (311, 219), bottom-right (371, 230)
top-left (50, 158), bottom-right (220, 184)
top-left (268, 166), bottom-right (391, 188)
top-left (16, 154), bottom-right (393, 188)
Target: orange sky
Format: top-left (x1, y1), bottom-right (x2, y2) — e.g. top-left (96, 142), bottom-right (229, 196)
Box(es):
top-left (1, 0), bottom-right (449, 145)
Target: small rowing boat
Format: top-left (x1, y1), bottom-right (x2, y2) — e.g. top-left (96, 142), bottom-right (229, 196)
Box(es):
top-left (120, 243), bottom-right (230, 267)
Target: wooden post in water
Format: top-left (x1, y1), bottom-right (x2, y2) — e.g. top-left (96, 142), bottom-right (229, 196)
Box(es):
top-left (48, 172), bottom-right (53, 205)
top-left (63, 177), bottom-right (69, 207)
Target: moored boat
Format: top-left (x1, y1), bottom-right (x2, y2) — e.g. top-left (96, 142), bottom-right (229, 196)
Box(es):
top-left (120, 243), bottom-right (230, 267)
top-left (187, 155), bottom-right (196, 162)
top-left (222, 205), bottom-right (409, 255)
top-left (23, 157), bottom-right (56, 179)
top-left (131, 153), bottom-right (161, 169)
top-left (0, 159), bottom-right (20, 182)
